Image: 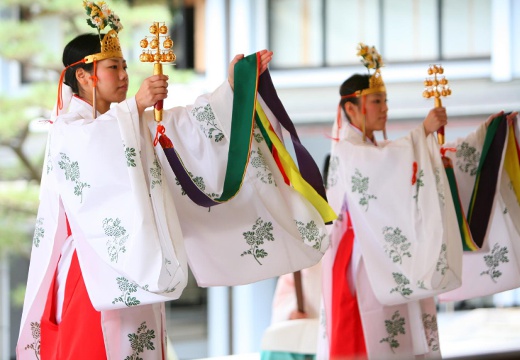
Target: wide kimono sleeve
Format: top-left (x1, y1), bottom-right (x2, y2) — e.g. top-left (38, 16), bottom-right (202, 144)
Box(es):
top-left (146, 81), bottom-right (331, 286)
top-left (46, 99), bottom-right (189, 310)
top-left (438, 116), bottom-right (520, 302)
top-left (330, 125), bottom-right (463, 306)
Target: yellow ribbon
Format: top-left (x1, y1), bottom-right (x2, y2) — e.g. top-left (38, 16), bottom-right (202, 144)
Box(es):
top-left (256, 101), bottom-right (337, 223)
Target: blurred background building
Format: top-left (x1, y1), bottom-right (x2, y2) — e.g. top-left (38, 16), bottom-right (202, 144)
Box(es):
top-left (0, 0), bottom-right (519, 359)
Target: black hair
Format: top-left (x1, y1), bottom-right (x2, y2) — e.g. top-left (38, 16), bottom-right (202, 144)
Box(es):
top-left (338, 74), bottom-right (370, 121)
top-left (62, 33), bottom-right (102, 94)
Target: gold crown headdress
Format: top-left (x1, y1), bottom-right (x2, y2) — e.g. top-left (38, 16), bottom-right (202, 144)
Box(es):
top-left (56, 1), bottom-right (124, 119)
top-left (355, 42), bottom-right (386, 96)
top-left (83, 1), bottom-right (124, 63)
top-left (336, 43), bottom-right (387, 142)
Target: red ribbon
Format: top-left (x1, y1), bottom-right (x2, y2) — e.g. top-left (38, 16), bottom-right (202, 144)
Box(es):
top-left (153, 124), bottom-right (166, 146)
top-left (56, 58), bottom-right (86, 116)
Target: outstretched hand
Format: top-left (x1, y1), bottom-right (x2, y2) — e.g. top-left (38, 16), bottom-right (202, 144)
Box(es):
top-left (228, 49), bottom-right (274, 91)
top-left (135, 74), bottom-right (169, 116)
top-left (486, 110), bottom-right (519, 127)
top-left (423, 107), bottom-right (448, 137)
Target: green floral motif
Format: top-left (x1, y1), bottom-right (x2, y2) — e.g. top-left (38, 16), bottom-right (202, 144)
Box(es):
top-left (434, 167), bottom-right (445, 205)
top-left (417, 280), bottom-right (427, 290)
top-left (352, 169), bottom-right (377, 211)
top-left (326, 155), bottom-right (339, 189)
top-left (191, 104), bottom-right (224, 142)
top-left (480, 243), bottom-right (509, 283)
top-left (175, 172), bottom-right (219, 199)
top-left (46, 145), bottom-right (53, 175)
top-left (382, 226), bottom-right (411, 264)
top-left (125, 321), bottom-right (156, 360)
top-left (436, 243), bottom-right (449, 275)
top-left (456, 142), bottom-right (480, 176)
top-left (254, 132), bottom-right (264, 143)
top-left (241, 218), bottom-right (274, 265)
top-left (58, 153), bottom-right (90, 202)
top-left (250, 148), bottom-right (275, 185)
top-left (24, 321), bottom-right (41, 359)
top-left (390, 272), bottom-right (413, 298)
top-left (33, 218), bottom-right (45, 248)
top-left (125, 146), bottom-right (137, 167)
top-left (112, 277), bottom-right (141, 307)
top-left (295, 220), bottom-right (326, 251)
top-left (150, 159), bottom-right (162, 189)
top-left (422, 313), bottom-right (440, 352)
top-left (103, 218), bottom-right (129, 263)
top-left (379, 311), bottom-right (405, 353)
top-left (413, 169), bottom-right (425, 202)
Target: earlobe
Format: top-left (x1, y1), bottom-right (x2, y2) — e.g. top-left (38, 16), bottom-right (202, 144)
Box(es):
top-left (76, 68), bottom-right (88, 86)
top-left (344, 102), bottom-right (356, 118)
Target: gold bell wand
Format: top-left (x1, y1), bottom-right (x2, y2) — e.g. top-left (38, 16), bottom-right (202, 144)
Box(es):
top-left (422, 65), bottom-right (452, 145)
top-left (139, 22), bottom-right (176, 123)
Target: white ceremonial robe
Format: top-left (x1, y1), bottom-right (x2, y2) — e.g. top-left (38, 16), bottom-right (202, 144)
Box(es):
top-left (439, 117), bottom-right (520, 302)
top-left (18, 82), bottom-right (329, 360)
top-left (318, 124), bottom-right (463, 359)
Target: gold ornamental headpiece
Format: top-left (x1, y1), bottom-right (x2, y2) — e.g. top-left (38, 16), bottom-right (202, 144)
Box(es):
top-left (83, 1), bottom-right (124, 63)
top-left (353, 43), bottom-right (386, 97)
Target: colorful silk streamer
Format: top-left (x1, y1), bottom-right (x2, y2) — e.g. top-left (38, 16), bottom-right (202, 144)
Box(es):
top-left (504, 122), bottom-right (520, 203)
top-left (163, 52), bottom-right (336, 223)
top-left (467, 115), bottom-right (508, 248)
top-left (442, 155), bottom-right (478, 251)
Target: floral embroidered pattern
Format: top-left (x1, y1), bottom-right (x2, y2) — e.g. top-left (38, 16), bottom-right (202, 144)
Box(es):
top-left (412, 166), bottom-right (424, 203)
top-left (24, 321), bottom-right (41, 359)
top-left (379, 311), bottom-right (405, 353)
top-left (125, 146), bottom-right (137, 167)
top-left (434, 167), bottom-right (445, 205)
top-left (103, 218), bottom-right (128, 263)
top-left (241, 218), bottom-right (274, 265)
top-left (112, 277), bottom-right (141, 307)
top-left (417, 280), bottom-right (427, 290)
top-left (191, 104), bottom-right (224, 142)
top-left (296, 220), bottom-right (326, 251)
top-left (125, 322), bottom-right (155, 360)
top-left (33, 218), bottom-right (44, 248)
top-left (480, 243), bottom-right (509, 283)
top-left (46, 144), bottom-right (53, 175)
top-left (382, 226), bottom-right (411, 264)
top-left (58, 153), bottom-right (91, 202)
top-left (326, 155), bottom-right (339, 189)
top-left (254, 131), bottom-right (264, 143)
top-left (436, 243), bottom-right (449, 275)
top-left (150, 159), bottom-right (162, 189)
top-left (422, 313), bottom-right (440, 352)
top-left (456, 142), bottom-right (480, 176)
top-left (175, 172), bottom-right (219, 199)
top-left (352, 169), bottom-right (377, 211)
top-left (250, 148), bottom-right (275, 185)
top-left (390, 272), bottom-right (413, 298)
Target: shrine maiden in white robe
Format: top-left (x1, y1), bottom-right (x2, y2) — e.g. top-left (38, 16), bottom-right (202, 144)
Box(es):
top-left (318, 123), bottom-right (463, 359)
top-left (17, 81), bottom-right (329, 359)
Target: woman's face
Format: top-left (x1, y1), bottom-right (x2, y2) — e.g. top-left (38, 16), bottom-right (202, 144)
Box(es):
top-left (78, 57), bottom-right (128, 113)
top-left (362, 92), bottom-right (388, 133)
top-left (94, 58), bottom-right (129, 105)
top-left (346, 92), bottom-right (388, 139)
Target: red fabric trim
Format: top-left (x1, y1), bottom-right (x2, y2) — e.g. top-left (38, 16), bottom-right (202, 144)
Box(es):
top-left (40, 217), bottom-right (106, 359)
top-left (272, 147), bottom-right (290, 185)
top-left (330, 212), bottom-right (366, 359)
